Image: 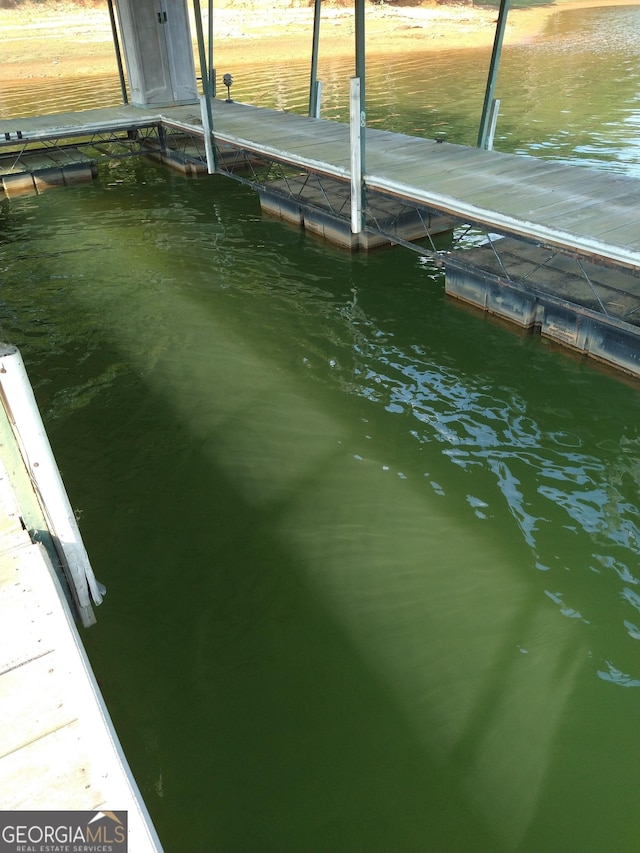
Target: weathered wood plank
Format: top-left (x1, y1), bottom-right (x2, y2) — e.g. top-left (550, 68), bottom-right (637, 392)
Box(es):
top-left (592, 222), bottom-right (640, 249)
top-left (0, 434), bottom-right (162, 848)
top-left (1, 101), bottom-right (638, 270)
top-left (0, 651), bottom-right (73, 758)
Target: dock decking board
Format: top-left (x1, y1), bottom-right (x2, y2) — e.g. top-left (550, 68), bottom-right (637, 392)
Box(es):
top-left (216, 99), bottom-right (637, 266)
top-left (1, 98), bottom-right (638, 282)
top-left (162, 101), bottom-right (639, 262)
top-left (0, 452), bottom-right (163, 850)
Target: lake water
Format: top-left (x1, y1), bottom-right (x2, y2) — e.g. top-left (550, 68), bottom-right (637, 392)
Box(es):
top-left (1, 6), bottom-right (639, 853)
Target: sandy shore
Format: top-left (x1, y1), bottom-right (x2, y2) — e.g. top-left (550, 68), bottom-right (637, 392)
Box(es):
top-left (1, 0), bottom-right (638, 82)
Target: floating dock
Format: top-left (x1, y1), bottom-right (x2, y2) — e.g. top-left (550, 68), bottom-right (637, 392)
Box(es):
top-left (1, 102), bottom-right (638, 378)
top-left (444, 238), bottom-right (640, 378)
top-left (0, 151), bottom-right (97, 198)
top-left (0, 346), bottom-right (163, 851)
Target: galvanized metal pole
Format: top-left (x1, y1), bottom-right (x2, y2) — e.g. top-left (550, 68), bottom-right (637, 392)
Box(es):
top-left (199, 94), bottom-right (216, 174)
top-left (309, 0), bottom-right (322, 117)
top-left (193, 0), bottom-right (209, 97)
top-left (352, 0), bottom-right (366, 233)
top-left (208, 0), bottom-right (215, 98)
top-left (193, 0), bottom-right (216, 170)
top-left (477, 0), bottom-right (510, 149)
top-left (355, 0), bottom-right (365, 129)
top-left (350, 77), bottom-right (363, 234)
top-left (486, 98), bottom-right (501, 151)
top-left (311, 81), bottom-right (323, 119)
top-left (107, 0), bottom-right (128, 105)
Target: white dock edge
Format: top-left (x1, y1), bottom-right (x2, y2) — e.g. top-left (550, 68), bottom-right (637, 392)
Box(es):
top-left (0, 343), bottom-right (103, 627)
top-left (0, 459), bottom-right (163, 851)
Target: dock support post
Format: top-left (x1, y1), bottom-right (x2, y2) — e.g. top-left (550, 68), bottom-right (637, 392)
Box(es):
top-left (355, 0), bottom-right (366, 122)
top-left (310, 81), bottom-right (323, 120)
top-left (207, 0), bottom-right (215, 98)
top-left (0, 344), bottom-right (103, 627)
top-left (193, 0), bottom-right (216, 172)
top-left (486, 98), bottom-right (501, 151)
top-left (309, 0), bottom-right (322, 117)
top-left (477, 0), bottom-right (510, 149)
top-left (350, 77), bottom-right (363, 234)
top-left (107, 0), bottom-right (128, 105)
top-left (200, 94), bottom-right (216, 174)
top-left (350, 0), bottom-right (366, 235)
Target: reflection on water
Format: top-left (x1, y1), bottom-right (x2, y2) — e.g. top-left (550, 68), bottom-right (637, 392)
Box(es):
top-left (1, 6), bottom-right (639, 853)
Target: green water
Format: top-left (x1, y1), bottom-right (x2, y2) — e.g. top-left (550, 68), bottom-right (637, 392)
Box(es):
top-left (1, 6), bottom-right (639, 852)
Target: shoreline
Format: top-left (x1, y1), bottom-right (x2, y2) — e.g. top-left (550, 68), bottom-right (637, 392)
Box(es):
top-left (0, 0), bottom-right (638, 82)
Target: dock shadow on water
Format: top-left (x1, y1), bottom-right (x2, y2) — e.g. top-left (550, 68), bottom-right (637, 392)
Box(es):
top-left (0, 156), bottom-right (638, 853)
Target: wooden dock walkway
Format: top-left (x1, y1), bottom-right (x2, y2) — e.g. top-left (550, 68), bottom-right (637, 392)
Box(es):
top-left (0, 365), bottom-right (163, 850)
top-left (2, 100), bottom-right (638, 270)
top-left (1, 101), bottom-right (638, 377)
top-left (0, 100), bottom-right (640, 270)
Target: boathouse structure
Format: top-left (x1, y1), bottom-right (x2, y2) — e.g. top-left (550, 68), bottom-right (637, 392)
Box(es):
top-left (0, 0), bottom-right (638, 378)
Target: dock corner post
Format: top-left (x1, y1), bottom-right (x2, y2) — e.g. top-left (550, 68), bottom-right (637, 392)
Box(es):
top-left (350, 76), bottom-right (364, 234)
top-left (477, 0), bottom-right (510, 149)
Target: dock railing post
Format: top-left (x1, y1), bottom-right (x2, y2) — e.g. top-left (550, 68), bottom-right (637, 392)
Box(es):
top-left (350, 77), bottom-right (364, 234)
top-left (0, 344), bottom-right (103, 627)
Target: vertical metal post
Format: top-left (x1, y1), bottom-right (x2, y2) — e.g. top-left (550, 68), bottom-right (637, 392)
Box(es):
top-left (486, 98), bottom-right (501, 151)
top-left (158, 125), bottom-right (168, 155)
top-left (200, 95), bottom-right (216, 173)
top-left (193, 0), bottom-right (216, 170)
top-left (208, 0), bottom-right (215, 98)
top-left (193, 0), bottom-right (209, 97)
top-left (477, 0), bottom-right (510, 149)
top-left (355, 0), bottom-right (366, 125)
top-left (352, 0), bottom-right (366, 234)
top-left (107, 0), bottom-right (128, 105)
top-left (350, 77), bottom-right (362, 234)
top-left (309, 0), bottom-right (322, 117)
top-left (311, 81), bottom-right (323, 119)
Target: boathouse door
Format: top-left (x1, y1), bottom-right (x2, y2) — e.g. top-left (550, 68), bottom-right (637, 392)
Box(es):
top-left (115, 0), bottom-right (198, 107)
